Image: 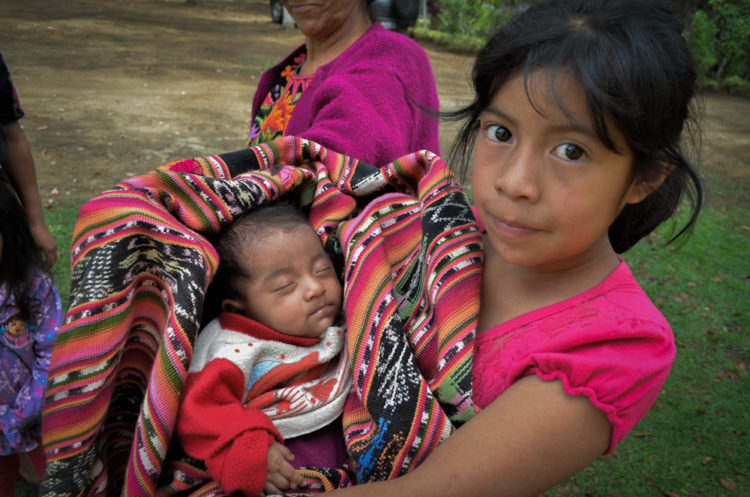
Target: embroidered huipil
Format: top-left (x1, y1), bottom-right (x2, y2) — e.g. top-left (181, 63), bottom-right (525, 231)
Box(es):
top-left (247, 53), bottom-right (313, 146)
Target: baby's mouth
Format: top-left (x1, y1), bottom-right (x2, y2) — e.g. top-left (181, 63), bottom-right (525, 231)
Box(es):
top-left (310, 302), bottom-right (333, 317)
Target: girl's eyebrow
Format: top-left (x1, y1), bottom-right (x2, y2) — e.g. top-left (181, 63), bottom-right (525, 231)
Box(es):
top-left (483, 104), bottom-right (599, 140)
top-left (548, 118), bottom-right (599, 141)
top-left (481, 105), bottom-right (517, 127)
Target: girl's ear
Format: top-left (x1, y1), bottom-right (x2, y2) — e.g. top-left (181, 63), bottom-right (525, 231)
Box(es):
top-left (221, 298), bottom-right (246, 316)
top-left (625, 161), bottom-right (674, 205)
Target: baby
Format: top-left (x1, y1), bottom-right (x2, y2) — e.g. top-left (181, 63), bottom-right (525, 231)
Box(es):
top-left (176, 203), bottom-right (350, 496)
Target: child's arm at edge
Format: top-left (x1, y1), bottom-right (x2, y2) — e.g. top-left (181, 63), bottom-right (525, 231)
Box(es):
top-left (330, 375), bottom-right (610, 497)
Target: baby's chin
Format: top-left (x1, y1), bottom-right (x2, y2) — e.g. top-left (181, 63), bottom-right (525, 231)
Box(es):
top-left (307, 310), bottom-right (340, 336)
top-left (308, 320), bottom-right (334, 339)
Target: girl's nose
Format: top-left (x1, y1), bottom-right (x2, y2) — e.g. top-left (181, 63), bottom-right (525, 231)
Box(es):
top-left (495, 147), bottom-right (541, 202)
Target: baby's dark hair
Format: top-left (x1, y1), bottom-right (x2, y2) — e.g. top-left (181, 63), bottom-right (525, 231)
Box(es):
top-left (0, 181), bottom-right (45, 320)
top-left (201, 203), bottom-right (313, 324)
top-left (449, 0), bottom-right (703, 253)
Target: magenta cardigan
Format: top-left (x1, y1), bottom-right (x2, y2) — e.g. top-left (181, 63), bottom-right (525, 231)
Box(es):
top-left (251, 23), bottom-right (441, 167)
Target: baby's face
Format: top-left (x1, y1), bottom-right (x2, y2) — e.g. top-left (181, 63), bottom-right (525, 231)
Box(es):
top-left (230, 227), bottom-right (342, 338)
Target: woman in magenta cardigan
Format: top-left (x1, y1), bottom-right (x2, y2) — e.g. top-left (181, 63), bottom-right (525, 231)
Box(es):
top-left (246, 0), bottom-right (441, 167)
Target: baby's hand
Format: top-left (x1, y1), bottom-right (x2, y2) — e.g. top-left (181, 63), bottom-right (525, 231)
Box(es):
top-left (264, 441), bottom-right (306, 495)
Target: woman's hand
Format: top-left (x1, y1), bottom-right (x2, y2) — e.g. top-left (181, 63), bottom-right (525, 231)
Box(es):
top-left (28, 217), bottom-right (58, 267)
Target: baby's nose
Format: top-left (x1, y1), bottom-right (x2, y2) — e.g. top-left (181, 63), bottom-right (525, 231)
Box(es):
top-left (305, 277), bottom-right (325, 298)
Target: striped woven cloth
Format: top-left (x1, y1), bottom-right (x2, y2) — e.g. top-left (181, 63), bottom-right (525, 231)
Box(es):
top-left (41, 137), bottom-right (482, 496)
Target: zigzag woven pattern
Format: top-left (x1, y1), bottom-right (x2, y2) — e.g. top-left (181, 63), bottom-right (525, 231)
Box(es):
top-left (41, 136), bottom-right (482, 496)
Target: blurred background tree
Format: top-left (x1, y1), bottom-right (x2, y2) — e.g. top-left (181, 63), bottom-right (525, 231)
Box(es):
top-left (417, 0), bottom-right (750, 95)
top-left (690, 0), bottom-right (750, 93)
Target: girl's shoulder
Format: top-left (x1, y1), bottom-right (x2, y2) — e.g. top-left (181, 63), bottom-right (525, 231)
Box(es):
top-left (474, 260), bottom-right (674, 392)
top-left (29, 271), bottom-right (59, 297)
top-left (494, 261), bottom-right (667, 334)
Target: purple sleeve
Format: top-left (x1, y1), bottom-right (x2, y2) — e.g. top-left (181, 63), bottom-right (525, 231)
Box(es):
top-left (8, 275), bottom-right (62, 434)
top-left (291, 66), bottom-right (439, 167)
top-left (285, 28), bottom-right (440, 166)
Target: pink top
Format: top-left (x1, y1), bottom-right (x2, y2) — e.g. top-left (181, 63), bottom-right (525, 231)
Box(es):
top-left (471, 261), bottom-right (675, 453)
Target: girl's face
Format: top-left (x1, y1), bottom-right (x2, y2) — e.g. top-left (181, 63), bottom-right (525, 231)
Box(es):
top-left (472, 70), bottom-right (650, 272)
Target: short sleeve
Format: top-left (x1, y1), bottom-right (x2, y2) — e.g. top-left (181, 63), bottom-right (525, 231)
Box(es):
top-left (527, 300), bottom-right (675, 453)
top-left (472, 264), bottom-right (675, 454)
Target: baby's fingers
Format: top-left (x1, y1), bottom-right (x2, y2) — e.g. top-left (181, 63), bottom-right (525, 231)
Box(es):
top-left (263, 479), bottom-right (285, 496)
top-left (277, 461), bottom-right (306, 487)
top-left (267, 442), bottom-right (306, 490)
top-left (274, 442), bottom-right (296, 462)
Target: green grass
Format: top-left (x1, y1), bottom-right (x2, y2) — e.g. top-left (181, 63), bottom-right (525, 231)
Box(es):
top-left (240, 56), bottom-right (286, 74)
top-left (16, 178), bottom-right (749, 496)
top-left (44, 201), bottom-right (79, 308)
top-left (408, 25), bottom-right (486, 54)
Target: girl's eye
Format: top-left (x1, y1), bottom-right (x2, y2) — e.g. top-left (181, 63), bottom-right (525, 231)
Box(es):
top-left (554, 143), bottom-right (586, 161)
top-left (486, 124), bottom-right (512, 143)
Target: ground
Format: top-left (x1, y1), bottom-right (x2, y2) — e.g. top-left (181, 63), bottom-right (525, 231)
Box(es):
top-left (1, 0), bottom-right (749, 203)
top-left (1, 0), bottom-right (467, 202)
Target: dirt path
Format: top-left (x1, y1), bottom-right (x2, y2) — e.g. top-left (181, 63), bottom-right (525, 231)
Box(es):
top-left (2, 0), bottom-right (748, 206)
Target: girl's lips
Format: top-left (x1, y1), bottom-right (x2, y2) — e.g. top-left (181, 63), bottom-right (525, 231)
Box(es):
top-left (492, 217), bottom-right (540, 240)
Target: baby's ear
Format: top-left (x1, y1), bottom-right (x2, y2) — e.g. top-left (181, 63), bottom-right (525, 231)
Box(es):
top-left (625, 161), bottom-right (673, 205)
top-left (221, 298), bottom-right (246, 315)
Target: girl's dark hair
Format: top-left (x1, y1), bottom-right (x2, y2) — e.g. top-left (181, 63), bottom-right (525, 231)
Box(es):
top-left (0, 181), bottom-right (45, 320)
top-left (201, 203), bottom-right (312, 325)
top-left (449, 0), bottom-right (703, 253)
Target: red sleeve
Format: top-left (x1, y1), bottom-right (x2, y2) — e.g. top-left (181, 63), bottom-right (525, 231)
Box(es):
top-left (176, 358), bottom-right (283, 496)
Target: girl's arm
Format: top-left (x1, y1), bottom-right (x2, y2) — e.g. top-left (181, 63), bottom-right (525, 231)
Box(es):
top-left (2, 121), bottom-right (58, 266)
top-left (334, 375), bottom-right (611, 497)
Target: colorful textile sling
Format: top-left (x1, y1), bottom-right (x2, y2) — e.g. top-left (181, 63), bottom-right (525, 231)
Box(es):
top-left (41, 136), bottom-right (483, 496)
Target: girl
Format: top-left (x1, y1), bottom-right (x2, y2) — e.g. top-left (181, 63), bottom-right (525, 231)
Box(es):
top-left (0, 181), bottom-right (62, 495)
top-left (333, 0), bottom-right (703, 495)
